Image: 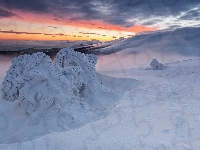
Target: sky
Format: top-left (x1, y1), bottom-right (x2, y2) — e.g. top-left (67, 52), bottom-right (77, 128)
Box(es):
top-left (0, 0), bottom-right (200, 41)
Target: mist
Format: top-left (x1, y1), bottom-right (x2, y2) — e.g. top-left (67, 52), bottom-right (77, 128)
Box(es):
top-left (0, 55), bottom-right (14, 79)
top-left (96, 50), bottom-right (196, 72)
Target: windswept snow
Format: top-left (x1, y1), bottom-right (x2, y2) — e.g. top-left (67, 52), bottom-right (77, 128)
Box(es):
top-left (94, 27), bottom-right (199, 72)
top-left (1, 57), bottom-right (200, 149)
top-left (95, 27), bottom-right (200, 57)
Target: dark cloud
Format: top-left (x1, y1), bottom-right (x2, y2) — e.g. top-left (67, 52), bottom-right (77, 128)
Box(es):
top-left (51, 0), bottom-right (104, 22)
top-left (0, 7), bottom-right (15, 18)
top-left (48, 0), bottom-right (200, 28)
top-left (0, 0), bottom-right (199, 29)
top-left (0, 30), bottom-right (42, 34)
top-left (0, 30), bottom-right (74, 37)
top-left (0, 0), bottom-right (49, 13)
top-left (99, 0), bottom-right (200, 27)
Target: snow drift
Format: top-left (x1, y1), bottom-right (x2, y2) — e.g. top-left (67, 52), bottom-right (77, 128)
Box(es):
top-left (0, 48), bottom-right (124, 144)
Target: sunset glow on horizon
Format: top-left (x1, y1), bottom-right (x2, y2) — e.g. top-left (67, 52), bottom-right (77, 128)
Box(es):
top-left (0, 6), bottom-right (157, 41)
top-left (0, 0), bottom-right (198, 42)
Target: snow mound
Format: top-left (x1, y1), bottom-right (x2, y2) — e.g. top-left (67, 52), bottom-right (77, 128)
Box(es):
top-left (150, 59), bottom-right (163, 70)
top-left (0, 48), bottom-right (120, 144)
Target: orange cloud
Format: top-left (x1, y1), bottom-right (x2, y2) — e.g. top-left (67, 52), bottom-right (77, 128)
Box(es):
top-left (13, 11), bottom-right (157, 34)
top-left (0, 11), bottom-right (158, 41)
top-left (59, 19), bottom-right (157, 34)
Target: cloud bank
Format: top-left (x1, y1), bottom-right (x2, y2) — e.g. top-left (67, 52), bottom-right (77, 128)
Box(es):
top-left (0, 0), bottom-right (200, 30)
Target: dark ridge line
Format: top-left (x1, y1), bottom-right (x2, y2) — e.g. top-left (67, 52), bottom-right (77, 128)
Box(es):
top-left (0, 44), bottom-right (110, 55)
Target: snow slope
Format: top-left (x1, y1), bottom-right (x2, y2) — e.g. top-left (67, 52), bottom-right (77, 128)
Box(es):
top-left (1, 58), bottom-right (200, 149)
top-left (95, 27), bottom-right (200, 56)
top-left (95, 27), bottom-right (200, 71)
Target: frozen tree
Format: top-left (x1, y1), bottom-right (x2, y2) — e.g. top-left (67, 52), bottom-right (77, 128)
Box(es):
top-left (1, 48), bottom-right (118, 127)
top-left (55, 48), bottom-right (116, 110)
top-left (1, 52), bottom-right (72, 125)
top-left (150, 59), bottom-right (163, 70)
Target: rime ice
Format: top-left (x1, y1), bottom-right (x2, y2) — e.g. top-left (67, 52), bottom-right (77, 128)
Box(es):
top-left (150, 59), bottom-right (163, 70)
top-left (0, 48), bottom-right (121, 143)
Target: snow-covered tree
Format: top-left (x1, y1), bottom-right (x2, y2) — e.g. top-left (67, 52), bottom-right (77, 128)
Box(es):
top-left (1, 52), bottom-right (72, 125)
top-left (1, 48), bottom-right (118, 126)
top-left (55, 48), bottom-right (115, 110)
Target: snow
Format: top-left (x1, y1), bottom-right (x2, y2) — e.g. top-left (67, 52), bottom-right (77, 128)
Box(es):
top-left (1, 56), bottom-right (200, 149)
top-left (150, 59), bottom-right (163, 70)
top-left (94, 27), bottom-right (199, 71)
top-left (1, 47), bottom-right (200, 149)
top-left (95, 27), bottom-right (200, 57)
top-left (0, 48), bottom-right (135, 144)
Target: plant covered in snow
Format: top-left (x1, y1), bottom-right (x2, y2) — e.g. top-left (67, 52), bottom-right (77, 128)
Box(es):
top-left (1, 52), bottom-right (72, 125)
top-left (1, 48), bottom-right (118, 127)
top-left (150, 59), bottom-right (163, 70)
top-left (55, 48), bottom-right (115, 110)
top-left (55, 47), bottom-right (101, 97)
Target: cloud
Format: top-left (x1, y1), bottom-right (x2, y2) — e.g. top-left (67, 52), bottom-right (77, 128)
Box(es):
top-left (179, 7), bottom-right (200, 20)
top-left (48, 0), bottom-right (200, 30)
top-left (47, 26), bottom-right (57, 28)
top-left (0, 7), bottom-right (15, 18)
top-left (102, 0), bottom-right (200, 28)
top-left (95, 27), bottom-right (200, 56)
top-left (0, 0), bottom-right (49, 13)
top-left (0, 0), bottom-right (200, 30)
top-left (0, 30), bottom-right (70, 37)
top-left (0, 30), bottom-right (41, 35)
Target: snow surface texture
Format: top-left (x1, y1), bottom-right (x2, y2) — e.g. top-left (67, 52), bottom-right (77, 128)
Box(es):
top-left (1, 58), bottom-right (200, 149)
top-left (150, 59), bottom-right (163, 70)
top-left (0, 48), bottom-right (130, 144)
